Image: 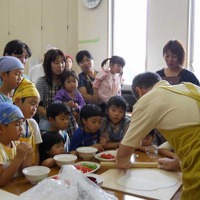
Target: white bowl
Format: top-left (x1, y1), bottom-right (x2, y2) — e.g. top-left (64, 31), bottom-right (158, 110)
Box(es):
top-left (22, 166), bottom-right (50, 185)
top-left (54, 154), bottom-right (77, 167)
top-left (76, 146), bottom-right (98, 160)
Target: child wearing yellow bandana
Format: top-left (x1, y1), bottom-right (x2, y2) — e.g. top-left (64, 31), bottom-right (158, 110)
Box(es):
top-left (12, 78), bottom-right (42, 165)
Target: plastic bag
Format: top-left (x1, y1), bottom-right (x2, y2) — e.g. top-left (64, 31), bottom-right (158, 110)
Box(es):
top-left (19, 165), bottom-right (118, 200)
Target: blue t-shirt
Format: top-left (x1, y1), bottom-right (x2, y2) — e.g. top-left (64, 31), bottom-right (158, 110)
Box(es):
top-left (69, 127), bottom-right (100, 151)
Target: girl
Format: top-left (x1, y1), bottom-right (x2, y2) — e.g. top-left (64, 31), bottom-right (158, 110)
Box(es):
top-left (100, 96), bottom-right (130, 149)
top-left (93, 56), bottom-right (125, 112)
top-left (39, 132), bottom-right (65, 168)
top-left (54, 70), bottom-right (85, 137)
top-left (36, 49), bottom-right (66, 131)
top-left (54, 70), bottom-right (85, 114)
top-left (65, 54), bottom-right (73, 70)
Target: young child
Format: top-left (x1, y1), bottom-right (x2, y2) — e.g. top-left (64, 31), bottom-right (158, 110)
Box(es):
top-left (69, 104), bottom-right (104, 153)
top-left (65, 54), bottom-right (73, 70)
top-left (45, 102), bottom-right (71, 153)
top-left (12, 78), bottom-right (42, 165)
top-left (0, 56), bottom-right (24, 102)
top-left (54, 70), bottom-right (85, 136)
top-left (136, 130), bottom-right (158, 153)
top-left (0, 102), bottom-right (34, 186)
top-left (39, 132), bottom-right (65, 168)
top-left (36, 49), bottom-right (66, 131)
top-left (93, 56), bottom-right (126, 112)
top-left (100, 96), bottom-right (130, 149)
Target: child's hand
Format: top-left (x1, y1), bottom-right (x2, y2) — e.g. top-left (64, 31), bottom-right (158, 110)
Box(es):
top-left (92, 144), bottom-right (104, 152)
top-left (73, 103), bottom-right (79, 109)
top-left (100, 137), bottom-right (108, 146)
top-left (66, 100), bottom-right (74, 108)
top-left (16, 142), bottom-right (33, 160)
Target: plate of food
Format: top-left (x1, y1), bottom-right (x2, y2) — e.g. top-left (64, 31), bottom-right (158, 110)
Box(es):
top-left (95, 150), bottom-right (117, 162)
top-left (73, 161), bottom-right (100, 174)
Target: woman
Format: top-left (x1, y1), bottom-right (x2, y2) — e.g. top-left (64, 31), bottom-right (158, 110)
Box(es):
top-left (156, 39), bottom-right (200, 86)
top-left (76, 50), bottom-right (97, 103)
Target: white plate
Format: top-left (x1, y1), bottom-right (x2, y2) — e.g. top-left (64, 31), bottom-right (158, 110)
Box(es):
top-left (95, 150), bottom-right (117, 162)
top-left (73, 161), bottom-right (100, 174)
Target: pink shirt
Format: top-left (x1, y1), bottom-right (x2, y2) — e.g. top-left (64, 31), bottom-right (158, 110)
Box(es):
top-left (93, 69), bottom-right (122, 103)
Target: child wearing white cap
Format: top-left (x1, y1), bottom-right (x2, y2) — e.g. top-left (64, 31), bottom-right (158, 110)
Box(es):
top-left (0, 102), bottom-right (34, 187)
top-left (0, 56), bottom-right (24, 103)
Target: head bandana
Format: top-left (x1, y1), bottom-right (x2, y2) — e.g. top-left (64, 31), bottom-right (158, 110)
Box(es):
top-left (0, 56), bottom-right (24, 73)
top-left (12, 78), bottom-right (40, 102)
top-left (0, 102), bottom-right (24, 125)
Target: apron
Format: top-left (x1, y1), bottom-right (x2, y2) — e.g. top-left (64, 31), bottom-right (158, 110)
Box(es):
top-left (19, 120), bottom-right (36, 162)
top-left (0, 142), bottom-right (19, 177)
top-left (158, 83), bottom-right (200, 200)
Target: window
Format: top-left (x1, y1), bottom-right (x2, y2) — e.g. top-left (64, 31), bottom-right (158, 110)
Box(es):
top-left (112, 0), bottom-right (148, 86)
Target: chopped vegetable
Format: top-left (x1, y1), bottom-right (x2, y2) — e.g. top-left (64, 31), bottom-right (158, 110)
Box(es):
top-left (100, 153), bottom-right (115, 159)
top-left (75, 163), bottom-right (98, 173)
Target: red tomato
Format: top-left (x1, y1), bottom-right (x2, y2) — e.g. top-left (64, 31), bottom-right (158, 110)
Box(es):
top-left (75, 165), bottom-right (93, 173)
top-left (100, 153), bottom-right (115, 159)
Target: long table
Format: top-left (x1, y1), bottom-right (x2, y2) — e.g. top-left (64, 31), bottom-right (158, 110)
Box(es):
top-left (1, 151), bottom-right (181, 200)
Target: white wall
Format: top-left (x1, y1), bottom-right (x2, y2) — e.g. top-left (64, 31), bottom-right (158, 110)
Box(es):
top-left (76, 0), bottom-right (109, 72)
top-left (0, 0), bottom-right (190, 74)
top-left (146, 0), bottom-right (189, 72)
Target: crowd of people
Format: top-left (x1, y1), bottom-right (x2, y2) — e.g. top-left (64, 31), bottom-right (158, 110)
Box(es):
top-left (0, 39), bottom-right (200, 199)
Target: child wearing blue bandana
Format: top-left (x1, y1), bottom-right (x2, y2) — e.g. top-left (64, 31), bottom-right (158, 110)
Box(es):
top-left (0, 56), bottom-right (24, 103)
top-left (0, 102), bottom-right (34, 187)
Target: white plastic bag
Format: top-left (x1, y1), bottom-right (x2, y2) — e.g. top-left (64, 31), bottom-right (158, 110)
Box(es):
top-left (19, 165), bottom-right (118, 200)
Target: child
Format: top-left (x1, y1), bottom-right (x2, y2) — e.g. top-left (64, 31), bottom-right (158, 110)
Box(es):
top-left (39, 132), bottom-right (65, 168)
top-left (12, 78), bottom-right (42, 165)
top-left (0, 56), bottom-right (24, 102)
top-left (0, 102), bottom-right (34, 186)
top-left (36, 49), bottom-right (66, 131)
top-left (69, 104), bottom-right (104, 153)
top-left (93, 56), bottom-right (126, 111)
top-left (54, 70), bottom-right (85, 136)
top-left (100, 96), bottom-right (130, 149)
top-left (136, 130), bottom-right (158, 153)
top-left (65, 54), bottom-right (73, 70)
top-left (45, 102), bottom-right (71, 153)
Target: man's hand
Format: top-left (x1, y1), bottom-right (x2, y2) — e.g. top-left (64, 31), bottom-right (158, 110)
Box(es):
top-left (157, 157), bottom-right (181, 172)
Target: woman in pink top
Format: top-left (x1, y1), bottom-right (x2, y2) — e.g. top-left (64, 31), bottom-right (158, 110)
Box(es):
top-left (93, 56), bottom-right (125, 114)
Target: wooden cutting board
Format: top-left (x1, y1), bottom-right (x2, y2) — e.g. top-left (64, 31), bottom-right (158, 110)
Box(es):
top-left (101, 169), bottom-right (182, 200)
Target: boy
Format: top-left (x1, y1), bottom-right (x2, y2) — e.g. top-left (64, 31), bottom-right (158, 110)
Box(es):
top-left (69, 104), bottom-right (104, 153)
top-left (0, 102), bottom-right (34, 186)
top-left (45, 102), bottom-right (71, 153)
top-left (12, 78), bottom-right (42, 165)
top-left (0, 56), bottom-right (24, 102)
